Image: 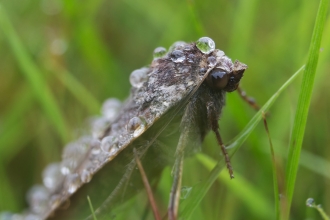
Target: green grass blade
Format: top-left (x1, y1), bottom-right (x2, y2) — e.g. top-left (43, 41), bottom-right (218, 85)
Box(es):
top-left (284, 0), bottom-right (329, 218)
top-left (180, 65), bottom-right (305, 219)
top-left (0, 5), bottom-right (70, 142)
top-left (87, 196), bottom-right (98, 220)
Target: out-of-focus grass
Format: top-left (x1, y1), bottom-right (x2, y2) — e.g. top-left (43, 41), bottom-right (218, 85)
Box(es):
top-left (0, 0), bottom-right (329, 219)
top-left (285, 0), bottom-right (328, 219)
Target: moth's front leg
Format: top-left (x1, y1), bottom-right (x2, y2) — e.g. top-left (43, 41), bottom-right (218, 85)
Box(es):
top-left (207, 101), bottom-right (234, 179)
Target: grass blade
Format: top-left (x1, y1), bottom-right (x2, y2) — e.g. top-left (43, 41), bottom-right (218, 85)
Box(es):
top-left (284, 0), bottom-right (329, 218)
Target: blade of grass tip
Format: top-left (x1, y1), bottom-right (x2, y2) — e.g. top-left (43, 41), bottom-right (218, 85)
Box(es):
top-left (87, 196), bottom-right (98, 220)
top-left (180, 65), bottom-right (305, 219)
top-left (0, 5), bottom-right (70, 142)
top-left (285, 0), bottom-right (329, 218)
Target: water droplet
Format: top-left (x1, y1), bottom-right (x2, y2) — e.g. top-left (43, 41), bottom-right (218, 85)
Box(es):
top-left (127, 116), bottom-right (146, 137)
top-left (91, 117), bottom-right (110, 139)
top-left (169, 41), bottom-right (186, 51)
top-left (101, 98), bottom-right (121, 120)
top-left (27, 185), bottom-right (50, 214)
top-left (90, 139), bottom-right (101, 155)
top-left (187, 54), bottom-right (195, 63)
top-left (207, 56), bottom-right (217, 67)
top-left (215, 49), bottom-right (225, 57)
top-left (129, 67), bottom-right (149, 88)
top-left (62, 140), bottom-right (88, 160)
top-left (65, 173), bottom-right (81, 194)
top-left (306, 198), bottom-right (315, 207)
top-left (100, 136), bottom-right (119, 154)
top-left (80, 169), bottom-right (93, 183)
top-left (170, 50), bottom-right (185, 63)
top-left (183, 44), bottom-right (194, 51)
top-left (180, 186), bottom-right (192, 200)
top-left (61, 140), bottom-right (89, 175)
top-left (153, 47), bottom-right (167, 59)
top-left (196, 37), bottom-right (215, 54)
top-left (42, 163), bottom-right (64, 192)
top-left (49, 194), bottom-right (61, 209)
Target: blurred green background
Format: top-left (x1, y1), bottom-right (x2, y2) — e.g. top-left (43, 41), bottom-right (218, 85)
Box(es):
top-left (0, 0), bottom-right (329, 219)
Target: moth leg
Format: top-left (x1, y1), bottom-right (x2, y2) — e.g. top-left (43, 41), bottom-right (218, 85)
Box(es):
top-left (133, 148), bottom-right (161, 220)
top-left (207, 102), bottom-right (234, 179)
top-left (236, 86), bottom-right (261, 111)
top-left (168, 152), bottom-right (184, 220)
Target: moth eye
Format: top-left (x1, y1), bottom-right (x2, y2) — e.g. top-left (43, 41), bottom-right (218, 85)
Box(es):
top-left (206, 69), bottom-right (229, 90)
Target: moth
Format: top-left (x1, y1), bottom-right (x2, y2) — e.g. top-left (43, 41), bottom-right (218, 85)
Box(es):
top-left (9, 37), bottom-right (248, 220)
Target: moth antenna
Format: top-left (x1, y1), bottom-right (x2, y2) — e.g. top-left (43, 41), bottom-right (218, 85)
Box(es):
top-left (207, 103), bottom-right (234, 179)
top-left (133, 148), bottom-right (161, 220)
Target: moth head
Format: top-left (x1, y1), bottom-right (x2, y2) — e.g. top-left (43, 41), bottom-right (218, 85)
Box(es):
top-left (206, 60), bottom-right (247, 92)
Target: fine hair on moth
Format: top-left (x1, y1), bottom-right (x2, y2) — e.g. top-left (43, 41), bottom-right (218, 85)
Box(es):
top-left (6, 37), bottom-right (262, 220)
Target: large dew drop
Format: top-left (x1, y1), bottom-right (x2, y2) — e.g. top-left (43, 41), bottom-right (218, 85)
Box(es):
top-left (100, 136), bottom-right (119, 154)
top-left (60, 139), bottom-right (90, 175)
top-left (153, 47), bottom-right (167, 59)
top-left (170, 50), bottom-right (186, 63)
top-left (196, 37), bottom-right (215, 54)
top-left (129, 67), bottom-right (149, 88)
top-left (306, 198), bottom-right (315, 207)
top-left (27, 185), bottom-right (50, 215)
top-left (101, 98), bottom-right (121, 121)
top-left (127, 116), bottom-right (146, 137)
top-left (42, 163), bottom-right (64, 192)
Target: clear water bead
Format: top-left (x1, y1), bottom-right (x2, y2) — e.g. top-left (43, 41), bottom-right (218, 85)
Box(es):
top-left (27, 185), bottom-right (50, 214)
top-left (170, 50), bottom-right (185, 63)
top-left (215, 49), bottom-right (225, 57)
top-left (169, 41), bottom-right (186, 51)
top-left (306, 198), bottom-right (315, 207)
top-left (90, 138), bottom-right (101, 155)
top-left (196, 37), bottom-right (215, 54)
top-left (100, 136), bottom-right (118, 154)
top-left (91, 117), bottom-right (110, 139)
top-left (65, 173), bottom-right (81, 194)
top-left (101, 98), bottom-right (121, 120)
top-left (42, 163), bottom-right (64, 192)
top-left (207, 56), bottom-right (217, 67)
top-left (127, 116), bottom-right (146, 137)
top-left (80, 169), bottom-right (92, 183)
top-left (153, 47), bottom-right (167, 59)
top-left (129, 67), bottom-right (149, 88)
top-left (61, 140), bottom-right (89, 175)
